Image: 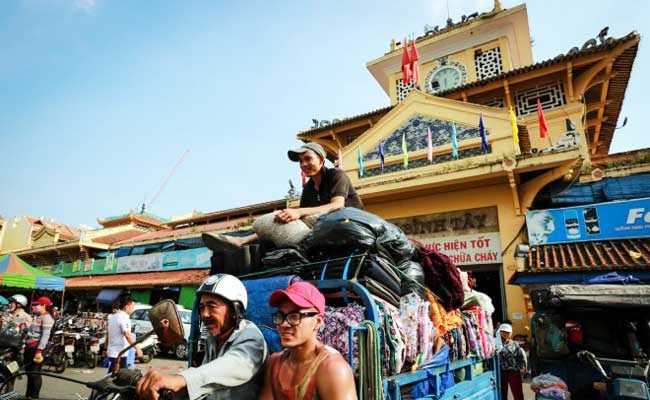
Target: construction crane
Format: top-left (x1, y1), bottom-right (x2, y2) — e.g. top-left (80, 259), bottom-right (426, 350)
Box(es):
top-left (143, 149), bottom-right (190, 213)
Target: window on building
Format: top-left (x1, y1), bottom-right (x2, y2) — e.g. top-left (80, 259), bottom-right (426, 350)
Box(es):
top-left (475, 47), bottom-right (503, 80)
top-left (514, 81), bottom-right (567, 116)
top-left (396, 79), bottom-right (416, 103)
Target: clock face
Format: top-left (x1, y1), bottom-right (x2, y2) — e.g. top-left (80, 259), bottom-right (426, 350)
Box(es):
top-left (430, 66), bottom-right (461, 92)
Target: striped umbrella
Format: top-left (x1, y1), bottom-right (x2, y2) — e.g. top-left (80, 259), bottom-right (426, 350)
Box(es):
top-left (0, 254), bottom-right (65, 291)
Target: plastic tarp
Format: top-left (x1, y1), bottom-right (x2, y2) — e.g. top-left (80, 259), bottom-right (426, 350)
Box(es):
top-left (549, 284), bottom-right (650, 308)
top-left (96, 288), bottom-right (124, 305)
top-left (0, 254), bottom-right (66, 291)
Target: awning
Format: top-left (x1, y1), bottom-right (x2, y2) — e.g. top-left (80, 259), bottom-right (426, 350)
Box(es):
top-left (509, 270), bottom-right (650, 285)
top-left (96, 288), bottom-right (123, 305)
top-left (526, 238), bottom-right (650, 273)
top-left (65, 269), bottom-right (209, 289)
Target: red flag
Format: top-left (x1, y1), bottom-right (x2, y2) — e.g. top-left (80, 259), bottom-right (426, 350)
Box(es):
top-left (410, 39), bottom-right (419, 84)
top-left (401, 38), bottom-right (411, 84)
top-left (301, 171), bottom-right (307, 187)
top-left (537, 99), bottom-right (548, 139)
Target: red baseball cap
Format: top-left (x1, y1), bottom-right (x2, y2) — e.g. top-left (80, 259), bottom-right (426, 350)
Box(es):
top-left (32, 297), bottom-right (52, 306)
top-left (269, 282), bottom-right (325, 314)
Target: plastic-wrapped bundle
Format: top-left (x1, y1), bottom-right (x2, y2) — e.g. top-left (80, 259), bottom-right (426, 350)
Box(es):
top-left (398, 261), bottom-right (425, 296)
top-left (304, 208), bottom-right (414, 266)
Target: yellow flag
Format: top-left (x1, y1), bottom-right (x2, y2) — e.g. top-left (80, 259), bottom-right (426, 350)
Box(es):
top-left (402, 133), bottom-right (409, 169)
top-left (509, 107), bottom-right (520, 154)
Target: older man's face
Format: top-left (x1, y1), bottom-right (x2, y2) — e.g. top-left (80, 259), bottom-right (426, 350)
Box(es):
top-left (199, 293), bottom-right (232, 336)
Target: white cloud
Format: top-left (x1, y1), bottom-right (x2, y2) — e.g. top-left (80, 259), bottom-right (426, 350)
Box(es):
top-left (73, 0), bottom-right (96, 13)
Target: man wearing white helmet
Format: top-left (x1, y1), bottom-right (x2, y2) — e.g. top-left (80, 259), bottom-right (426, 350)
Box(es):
top-left (1, 294), bottom-right (32, 331)
top-left (137, 274), bottom-right (267, 400)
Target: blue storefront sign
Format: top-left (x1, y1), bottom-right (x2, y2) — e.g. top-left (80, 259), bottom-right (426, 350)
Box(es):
top-left (526, 198), bottom-right (650, 245)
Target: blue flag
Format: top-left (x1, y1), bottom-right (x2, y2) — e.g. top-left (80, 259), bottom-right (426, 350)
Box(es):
top-left (479, 114), bottom-right (489, 152)
top-left (378, 141), bottom-right (385, 173)
top-left (357, 145), bottom-right (364, 177)
top-left (451, 122), bottom-right (458, 158)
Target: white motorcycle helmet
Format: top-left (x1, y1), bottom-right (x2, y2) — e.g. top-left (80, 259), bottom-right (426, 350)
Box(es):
top-left (9, 294), bottom-right (28, 308)
top-left (197, 274), bottom-right (248, 328)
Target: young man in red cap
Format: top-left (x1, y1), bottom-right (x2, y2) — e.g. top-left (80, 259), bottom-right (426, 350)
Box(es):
top-left (259, 281), bottom-right (357, 400)
top-left (24, 296), bottom-right (54, 399)
top-left (203, 142), bottom-right (363, 250)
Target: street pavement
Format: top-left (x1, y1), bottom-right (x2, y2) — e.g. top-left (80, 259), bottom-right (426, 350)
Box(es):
top-left (12, 356), bottom-right (538, 399)
top-left (13, 356), bottom-right (186, 400)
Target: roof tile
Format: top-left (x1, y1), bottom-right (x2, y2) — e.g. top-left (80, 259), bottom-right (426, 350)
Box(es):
top-left (65, 269), bottom-right (209, 289)
top-left (527, 238), bottom-right (650, 272)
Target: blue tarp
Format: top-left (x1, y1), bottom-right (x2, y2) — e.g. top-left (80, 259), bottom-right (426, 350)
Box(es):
top-left (510, 270), bottom-right (650, 285)
top-left (96, 288), bottom-right (124, 305)
top-left (412, 344), bottom-right (454, 397)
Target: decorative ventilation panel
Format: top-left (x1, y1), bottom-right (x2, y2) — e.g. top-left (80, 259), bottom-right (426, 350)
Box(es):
top-left (475, 47), bottom-right (503, 80)
top-left (396, 79), bottom-right (416, 103)
top-left (514, 82), bottom-right (566, 116)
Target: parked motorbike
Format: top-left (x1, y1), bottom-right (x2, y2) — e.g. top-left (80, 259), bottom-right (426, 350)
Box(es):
top-left (138, 334), bottom-right (157, 364)
top-left (43, 329), bottom-right (67, 373)
top-left (0, 323), bottom-right (23, 392)
top-left (578, 350), bottom-right (650, 400)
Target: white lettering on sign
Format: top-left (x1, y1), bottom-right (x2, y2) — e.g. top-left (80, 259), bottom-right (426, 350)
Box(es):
top-left (627, 208), bottom-right (650, 224)
top-left (418, 233), bottom-right (502, 265)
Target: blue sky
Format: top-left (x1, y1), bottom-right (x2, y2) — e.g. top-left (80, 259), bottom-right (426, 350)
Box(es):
top-left (1, 0), bottom-right (648, 228)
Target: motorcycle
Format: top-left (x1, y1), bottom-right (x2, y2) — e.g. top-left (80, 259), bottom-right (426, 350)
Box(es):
top-left (0, 323), bottom-right (23, 392)
top-left (43, 329), bottom-right (67, 373)
top-left (138, 334), bottom-right (157, 364)
top-left (578, 350), bottom-right (650, 400)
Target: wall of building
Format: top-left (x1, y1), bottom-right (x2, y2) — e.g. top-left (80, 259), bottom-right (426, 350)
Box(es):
top-left (0, 217), bottom-right (32, 254)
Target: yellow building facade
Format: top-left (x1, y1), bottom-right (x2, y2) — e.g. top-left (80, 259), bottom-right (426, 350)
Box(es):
top-left (298, 2), bottom-right (639, 335)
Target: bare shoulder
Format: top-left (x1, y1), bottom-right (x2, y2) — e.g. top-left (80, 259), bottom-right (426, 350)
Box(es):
top-left (316, 350), bottom-right (357, 399)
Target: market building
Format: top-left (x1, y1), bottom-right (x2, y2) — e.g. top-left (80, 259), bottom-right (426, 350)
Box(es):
top-left (19, 200), bottom-right (287, 311)
top-left (295, 1), bottom-right (640, 334)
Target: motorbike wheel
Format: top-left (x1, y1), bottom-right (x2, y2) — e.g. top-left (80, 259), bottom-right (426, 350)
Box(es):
top-left (174, 340), bottom-right (188, 360)
top-left (53, 352), bottom-right (67, 373)
top-left (86, 353), bottom-right (98, 369)
top-left (141, 352), bottom-right (153, 363)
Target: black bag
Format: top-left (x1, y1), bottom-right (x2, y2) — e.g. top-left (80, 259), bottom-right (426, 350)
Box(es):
top-left (304, 208), bottom-right (414, 265)
top-left (398, 261), bottom-right (425, 296)
top-left (262, 247), bottom-right (310, 269)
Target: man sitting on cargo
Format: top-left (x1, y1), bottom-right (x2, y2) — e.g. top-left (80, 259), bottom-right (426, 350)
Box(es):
top-left (259, 281), bottom-right (357, 400)
top-left (136, 274), bottom-right (267, 400)
top-left (203, 142), bottom-right (363, 250)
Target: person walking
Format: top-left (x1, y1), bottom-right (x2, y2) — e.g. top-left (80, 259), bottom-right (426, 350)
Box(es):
top-left (497, 324), bottom-right (526, 400)
top-left (24, 296), bottom-right (55, 400)
top-left (105, 295), bottom-right (142, 372)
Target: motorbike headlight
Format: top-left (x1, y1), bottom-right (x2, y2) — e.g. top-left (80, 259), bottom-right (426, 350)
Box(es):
top-left (615, 379), bottom-right (649, 399)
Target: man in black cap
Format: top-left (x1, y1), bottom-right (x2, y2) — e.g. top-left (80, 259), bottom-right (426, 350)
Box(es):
top-left (205, 142), bottom-right (363, 250)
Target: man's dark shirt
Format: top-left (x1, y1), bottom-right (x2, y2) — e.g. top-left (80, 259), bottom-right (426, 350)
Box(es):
top-left (300, 167), bottom-right (364, 210)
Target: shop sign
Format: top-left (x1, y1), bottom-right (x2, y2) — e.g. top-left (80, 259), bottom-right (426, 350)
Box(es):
top-left (52, 261), bottom-right (64, 275)
top-left (83, 258), bottom-right (94, 272)
top-left (162, 248), bottom-right (212, 270)
top-left (391, 207), bottom-right (499, 238)
top-left (104, 253), bottom-right (115, 272)
top-left (416, 233), bottom-right (502, 265)
top-left (526, 198), bottom-right (650, 245)
top-left (117, 253), bottom-right (163, 273)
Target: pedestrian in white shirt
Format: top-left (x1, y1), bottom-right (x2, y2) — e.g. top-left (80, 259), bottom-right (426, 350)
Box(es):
top-left (105, 296), bottom-right (142, 372)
